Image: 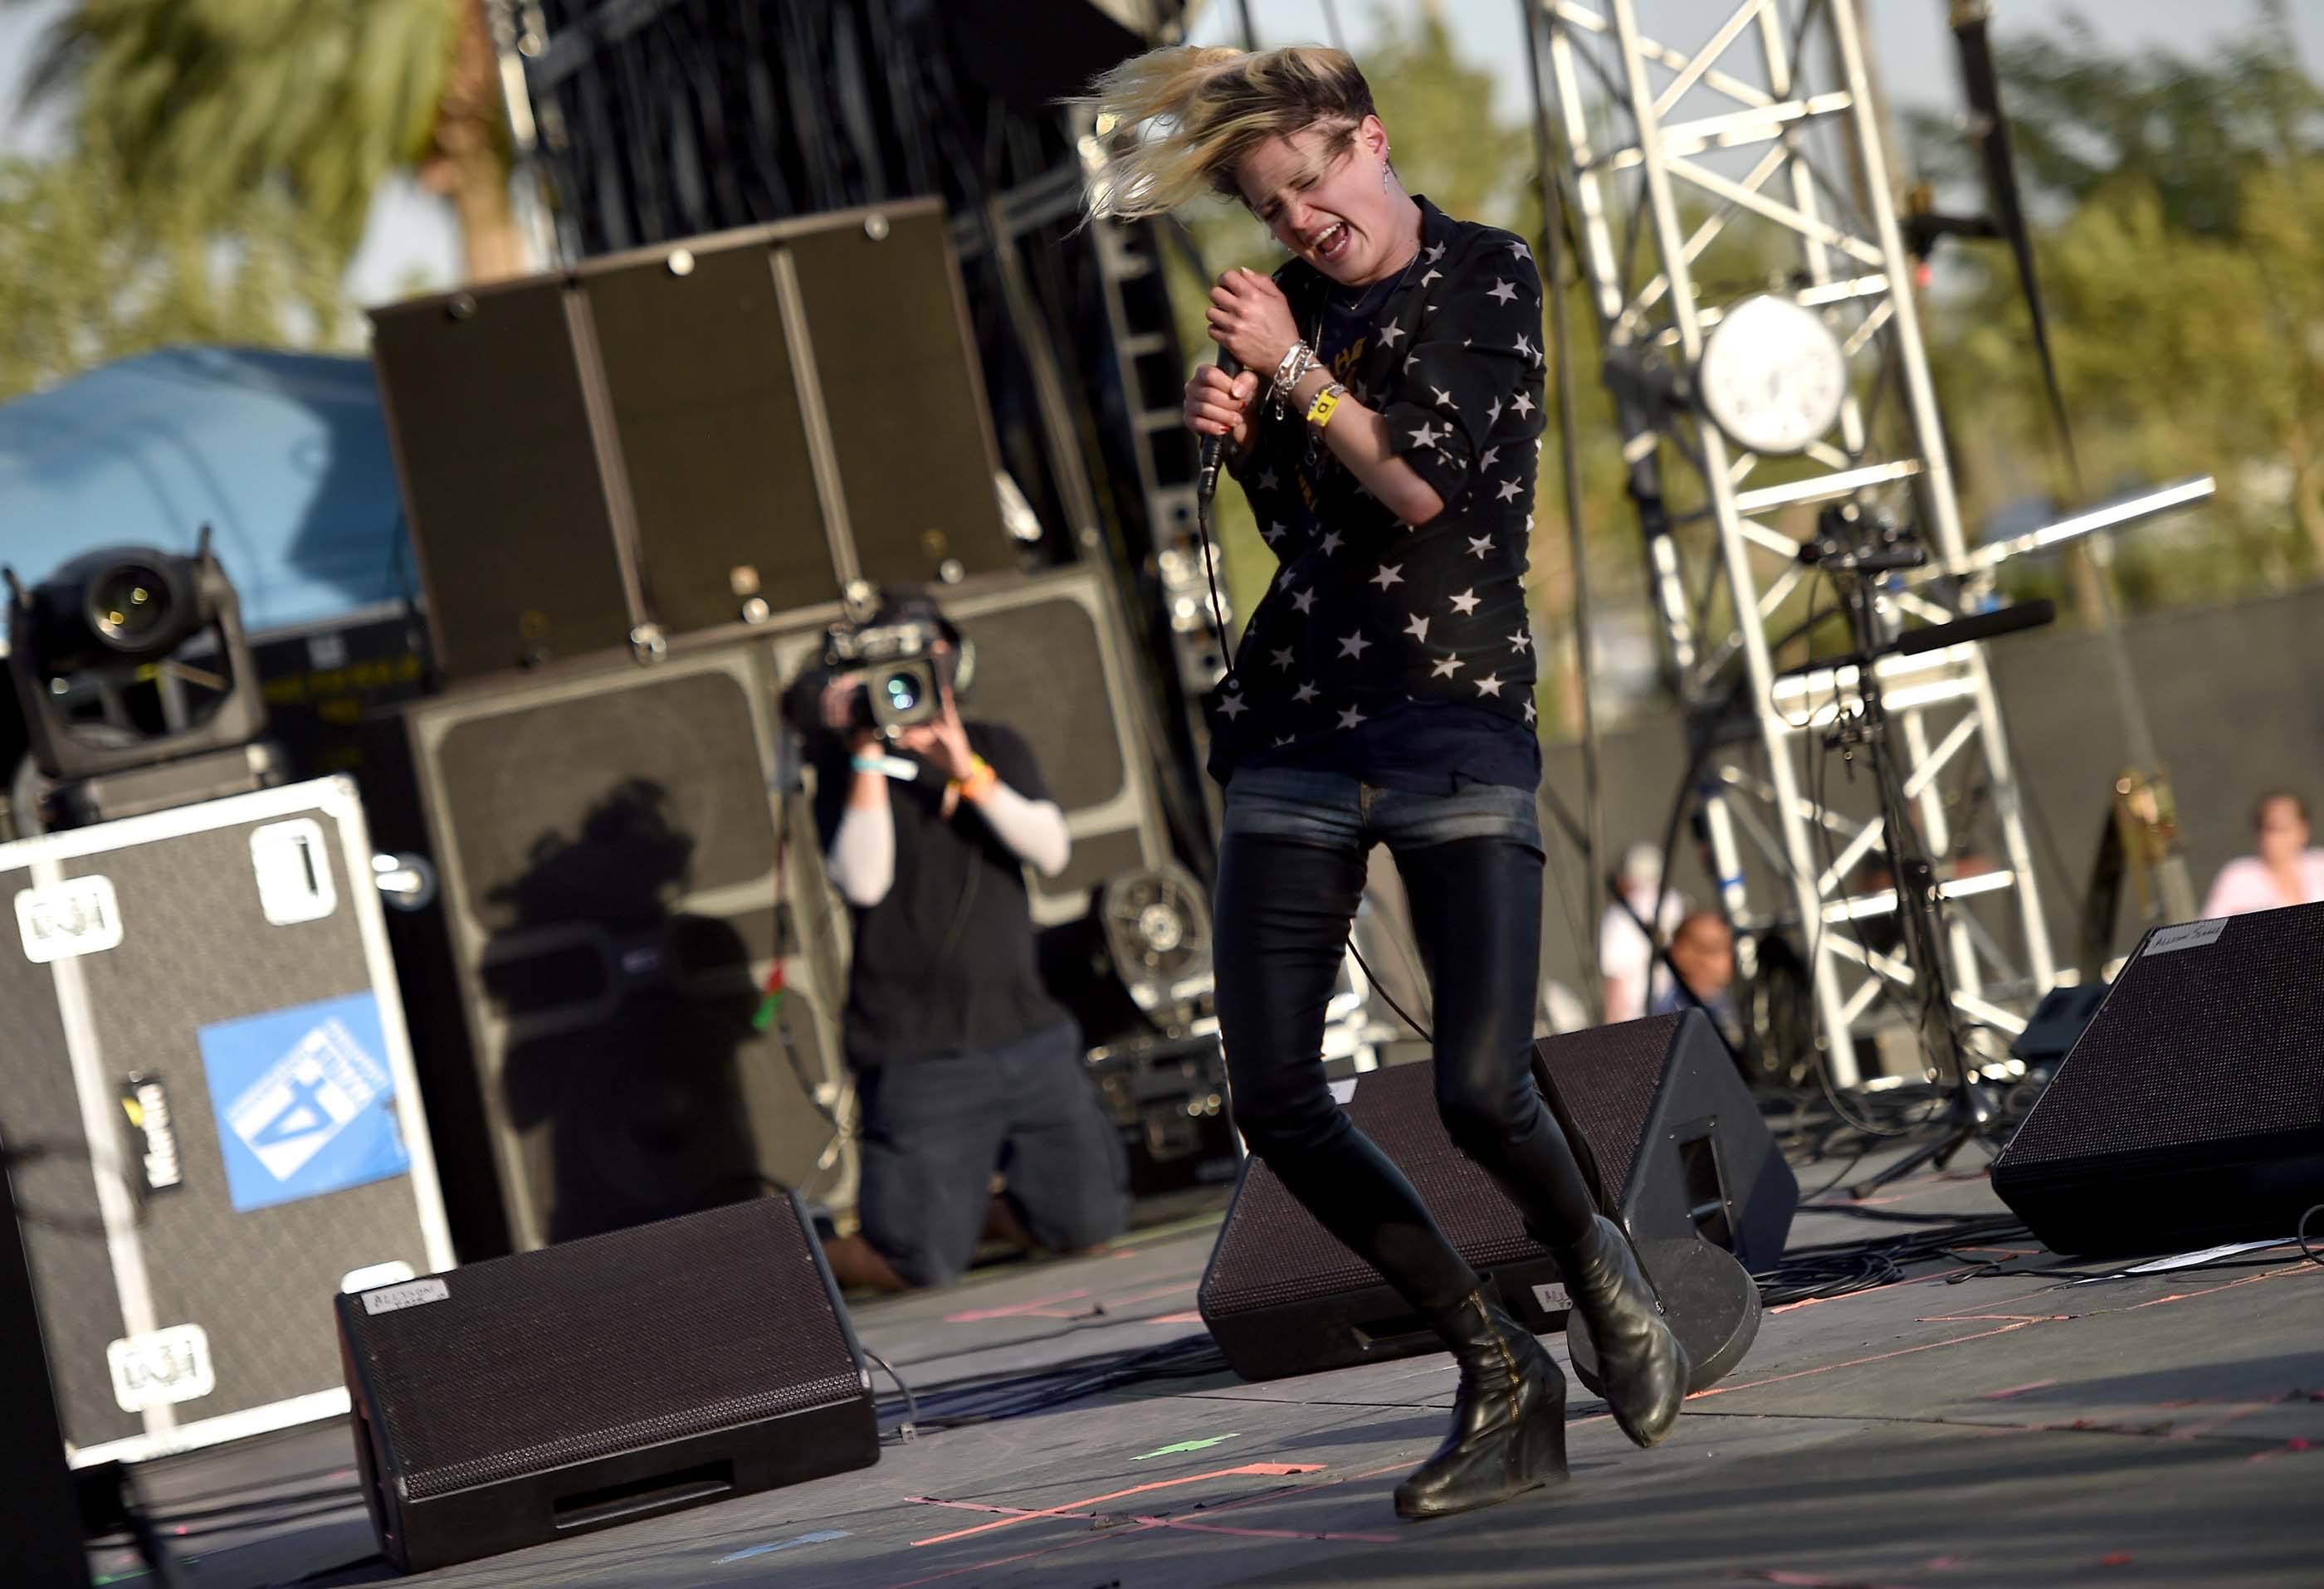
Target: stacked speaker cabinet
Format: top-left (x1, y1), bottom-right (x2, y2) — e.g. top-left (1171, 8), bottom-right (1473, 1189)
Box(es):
top-left (366, 638), bottom-right (857, 1258)
top-left (0, 778), bottom-right (453, 1464)
top-left (763, 563), bottom-right (1173, 926)
top-left (369, 199), bottom-right (1016, 683)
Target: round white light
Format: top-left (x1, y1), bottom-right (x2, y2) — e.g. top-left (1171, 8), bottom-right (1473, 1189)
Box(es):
top-left (1697, 294), bottom-right (1848, 456)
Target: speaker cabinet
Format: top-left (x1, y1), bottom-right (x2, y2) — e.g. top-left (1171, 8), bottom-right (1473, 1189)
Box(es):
top-left (765, 564), bottom-right (1170, 924)
top-left (368, 641), bottom-right (855, 1258)
top-left (1994, 906), bottom-right (2324, 1255)
top-left (1199, 1011), bottom-right (1794, 1382)
top-left (369, 199), bottom-right (1013, 682)
top-left (336, 1196), bottom-right (876, 1574)
top-left (369, 277), bottom-right (640, 679)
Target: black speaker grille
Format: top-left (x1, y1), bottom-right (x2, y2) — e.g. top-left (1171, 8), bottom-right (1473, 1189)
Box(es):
top-left (429, 664), bottom-right (775, 936)
top-left (1530, 1014), bottom-right (1680, 1204)
top-left (1201, 1063), bottom-right (1543, 1317)
top-left (1999, 908), bottom-right (2324, 1167)
top-left (346, 1199), bottom-right (861, 1501)
top-left (953, 595), bottom-right (1125, 815)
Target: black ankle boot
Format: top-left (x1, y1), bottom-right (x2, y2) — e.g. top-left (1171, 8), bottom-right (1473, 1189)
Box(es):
top-left (1555, 1214), bottom-right (1688, 1449)
top-left (1393, 1290), bottom-right (1570, 1521)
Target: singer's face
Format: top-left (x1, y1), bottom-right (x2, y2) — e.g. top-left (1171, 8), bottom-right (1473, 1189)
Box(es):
top-left (1237, 116), bottom-right (1400, 285)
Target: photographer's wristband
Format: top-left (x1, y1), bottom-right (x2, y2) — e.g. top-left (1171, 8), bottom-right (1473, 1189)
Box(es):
top-left (957, 757), bottom-right (999, 802)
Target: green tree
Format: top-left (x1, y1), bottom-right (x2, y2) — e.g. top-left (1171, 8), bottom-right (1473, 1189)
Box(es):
top-left (14, 0), bottom-right (522, 282)
top-left (0, 138), bottom-right (353, 404)
top-left (1911, 4), bottom-right (2324, 607)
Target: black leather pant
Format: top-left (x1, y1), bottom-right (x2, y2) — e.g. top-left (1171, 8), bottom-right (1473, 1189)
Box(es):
top-left (1213, 829), bottom-right (1600, 1315)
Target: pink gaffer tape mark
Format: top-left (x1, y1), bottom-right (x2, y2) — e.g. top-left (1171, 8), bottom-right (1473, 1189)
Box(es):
top-left (909, 1462), bottom-right (1322, 1547)
top-left (942, 1289), bottom-right (1092, 1323)
top-left (1978, 1379), bottom-right (2058, 1401)
top-left (909, 1495), bottom-right (1394, 1544)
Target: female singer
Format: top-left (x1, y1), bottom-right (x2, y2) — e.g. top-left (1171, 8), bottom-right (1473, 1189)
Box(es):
top-left (1081, 44), bottom-right (1687, 1518)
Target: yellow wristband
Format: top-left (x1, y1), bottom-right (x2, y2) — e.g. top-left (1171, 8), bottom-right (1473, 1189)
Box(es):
top-left (1306, 382), bottom-right (1346, 430)
top-left (959, 757), bottom-right (999, 802)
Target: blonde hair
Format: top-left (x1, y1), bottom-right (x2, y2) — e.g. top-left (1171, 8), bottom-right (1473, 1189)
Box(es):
top-left (1075, 45), bottom-right (1377, 221)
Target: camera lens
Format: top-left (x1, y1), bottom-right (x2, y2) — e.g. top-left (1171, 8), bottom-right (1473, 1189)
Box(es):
top-left (89, 564), bottom-right (170, 648)
top-left (882, 671), bottom-right (922, 713)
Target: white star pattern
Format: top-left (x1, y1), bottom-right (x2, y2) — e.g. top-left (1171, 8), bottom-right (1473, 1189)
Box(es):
top-left (1379, 323), bottom-right (1405, 348)
top-left (1338, 631), bottom-right (1372, 659)
top-left (1523, 700), bottom-right (1538, 726)
top-left (1514, 334), bottom-right (1538, 361)
top-left (1270, 646), bottom-right (1296, 669)
top-left (1509, 238), bottom-right (1532, 260)
top-left (1370, 563), bottom-right (1404, 590)
top-left (1257, 468), bottom-right (1279, 491)
top-left (1511, 391), bottom-right (1537, 417)
top-left (1508, 628), bottom-right (1533, 654)
top-left (1420, 267), bottom-right (1443, 288)
top-left (1293, 680), bottom-right (1320, 704)
top-left (1274, 735), bottom-right (1296, 748)
top-left (1467, 534), bottom-right (1496, 559)
top-left (1291, 587), bottom-right (1316, 614)
top-left (1487, 396), bottom-right (1502, 426)
top-left (1431, 386), bottom-right (1460, 412)
top-left (1218, 693), bottom-right (1248, 719)
top-left (1404, 612), bottom-right (1431, 642)
top-left (1475, 673), bottom-right (1506, 698)
top-left (1262, 519), bottom-right (1287, 544)
top-left (1404, 353), bottom-right (1420, 372)
top-left (1425, 242), bottom-right (1447, 264)
top-left (1431, 654), bottom-right (1466, 677)
top-left (1337, 704), bottom-right (1367, 730)
top-left (1449, 588), bottom-right (1482, 616)
top-left (1317, 530), bottom-right (1344, 556)
top-left (1408, 421), bottom-right (1445, 449)
top-left (1495, 477), bottom-right (1523, 503)
top-left (1479, 446), bottom-right (1499, 471)
top-left (1487, 279), bottom-right (1519, 306)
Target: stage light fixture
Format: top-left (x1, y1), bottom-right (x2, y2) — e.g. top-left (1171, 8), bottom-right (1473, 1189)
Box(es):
top-left (4, 528), bottom-right (270, 800)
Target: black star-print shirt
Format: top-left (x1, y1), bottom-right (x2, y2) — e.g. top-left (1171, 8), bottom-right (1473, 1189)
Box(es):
top-left (1208, 197), bottom-right (1546, 792)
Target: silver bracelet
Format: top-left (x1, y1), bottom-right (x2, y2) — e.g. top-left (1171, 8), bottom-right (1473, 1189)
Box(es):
top-left (1269, 341), bottom-right (1316, 418)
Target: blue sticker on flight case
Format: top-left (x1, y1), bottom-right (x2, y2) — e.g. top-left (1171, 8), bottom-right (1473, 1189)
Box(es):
top-left (197, 992), bottom-right (412, 1213)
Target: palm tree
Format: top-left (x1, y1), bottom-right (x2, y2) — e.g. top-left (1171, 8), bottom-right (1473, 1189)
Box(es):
top-left (19, 0), bottom-right (525, 285)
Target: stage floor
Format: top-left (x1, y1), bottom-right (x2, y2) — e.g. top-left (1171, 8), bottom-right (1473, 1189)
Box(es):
top-left (95, 1152), bottom-right (2324, 1589)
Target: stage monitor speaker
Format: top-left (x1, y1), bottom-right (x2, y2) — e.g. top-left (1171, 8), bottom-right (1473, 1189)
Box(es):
top-left (367, 639), bottom-right (856, 1258)
top-left (0, 779), bottom-right (452, 1465)
top-left (1199, 1011), bottom-right (1794, 1382)
top-left (765, 564), bottom-right (1170, 925)
top-left (335, 1195), bottom-right (876, 1574)
top-left (369, 278), bottom-right (640, 680)
top-left (369, 199), bottom-right (1013, 683)
top-left (1993, 907), bottom-right (2324, 1255)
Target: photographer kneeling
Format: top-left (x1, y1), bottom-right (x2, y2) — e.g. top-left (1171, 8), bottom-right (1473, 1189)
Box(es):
top-left (784, 588), bottom-right (1127, 1291)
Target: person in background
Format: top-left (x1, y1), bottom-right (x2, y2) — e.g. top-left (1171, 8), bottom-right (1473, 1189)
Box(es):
top-left (1651, 908), bottom-right (1741, 1048)
top-left (2201, 790), bottom-right (2324, 918)
top-left (1600, 841), bottom-right (1684, 1024)
top-left (782, 589), bottom-right (1127, 1293)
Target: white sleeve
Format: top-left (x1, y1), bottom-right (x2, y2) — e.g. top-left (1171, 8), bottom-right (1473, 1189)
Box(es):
top-left (826, 802), bottom-right (896, 906)
top-left (973, 782), bottom-right (1071, 878)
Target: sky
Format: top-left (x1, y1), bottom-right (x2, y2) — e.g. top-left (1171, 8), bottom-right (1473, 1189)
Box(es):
top-left (2, 0), bottom-right (2320, 310)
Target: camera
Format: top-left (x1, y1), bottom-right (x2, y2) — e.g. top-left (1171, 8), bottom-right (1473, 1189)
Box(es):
top-left (822, 617), bottom-right (969, 737)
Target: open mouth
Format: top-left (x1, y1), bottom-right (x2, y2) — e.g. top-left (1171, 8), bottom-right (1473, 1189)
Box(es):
top-left (1311, 221), bottom-right (1352, 263)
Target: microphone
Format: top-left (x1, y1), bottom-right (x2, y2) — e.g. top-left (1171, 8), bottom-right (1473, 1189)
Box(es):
top-left (1197, 349), bottom-right (1243, 504)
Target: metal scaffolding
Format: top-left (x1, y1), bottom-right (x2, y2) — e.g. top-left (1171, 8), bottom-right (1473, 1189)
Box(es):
top-left (1524, 0), bottom-right (2057, 1086)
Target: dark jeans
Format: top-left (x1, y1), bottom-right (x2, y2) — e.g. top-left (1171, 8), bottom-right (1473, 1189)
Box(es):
top-left (1214, 767), bottom-right (1599, 1315)
top-left (854, 1020), bottom-right (1128, 1289)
